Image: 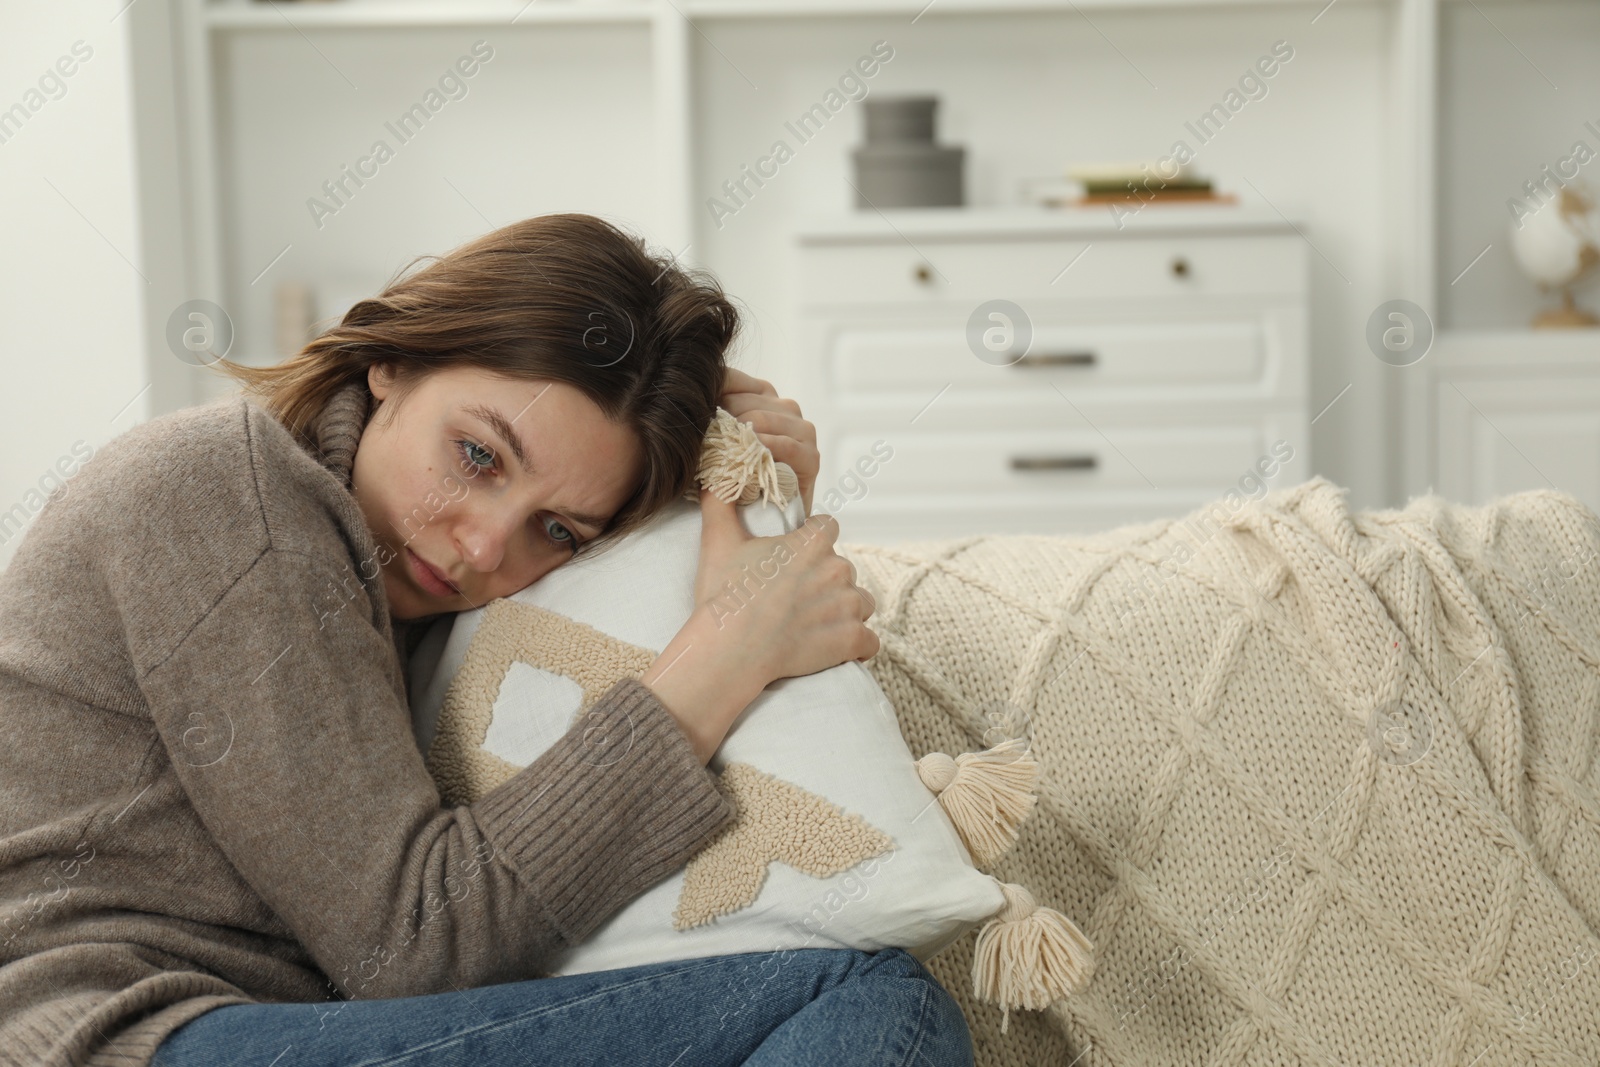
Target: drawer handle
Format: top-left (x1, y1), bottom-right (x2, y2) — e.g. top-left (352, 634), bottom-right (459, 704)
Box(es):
top-left (1171, 256), bottom-right (1190, 278)
top-left (913, 263), bottom-right (934, 285)
top-left (1010, 454), bottom-right (1098, 472)
top-left (1011, 351), bottom-right (1096, 368)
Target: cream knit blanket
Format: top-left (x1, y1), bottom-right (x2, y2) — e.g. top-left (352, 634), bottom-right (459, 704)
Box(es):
top-left (840, 476), bottom-right (1600, 1067)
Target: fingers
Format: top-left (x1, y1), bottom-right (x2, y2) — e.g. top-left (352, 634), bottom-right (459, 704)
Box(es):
top-left (732, 409), bottom-right (812, 469)
top-left (847, 598), bottom-right (881, 659)
top-left (752, 430), bottom-right (819, 520)
top-left (830, 556), bottom-right (876, 651)
top-left (724, 405), bottom-right (811, 442)
top-left (719, 386), bottom-right (819, 516)
top-left (855, 624), bottom-right (882, 662)
top-left (721, 391), bottom-right (804, 422)
top-left (839, 557), bottom-right (874, 620)
top-left (854, 583), bottom-right (876, 621)
top-left (697, 486), bottom-right (749, 551)
top-left (792, 511), bottom-right (840, 553)
top-left (721, 367), bottom-right (778, 399)
top-left (756, 433), bottom-right (819, 482)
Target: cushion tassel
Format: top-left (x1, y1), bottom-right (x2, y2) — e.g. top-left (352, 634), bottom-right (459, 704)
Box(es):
top-left (683, 407), bottom-right (799, 508)
top-left (915, 738), bottom-right (1039, 868)
top-left (971, 881), bottom-right (1095, 1035)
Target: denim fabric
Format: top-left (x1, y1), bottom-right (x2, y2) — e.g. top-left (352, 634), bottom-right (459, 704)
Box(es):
top-left (150, 947), bottom-right (975, 1066)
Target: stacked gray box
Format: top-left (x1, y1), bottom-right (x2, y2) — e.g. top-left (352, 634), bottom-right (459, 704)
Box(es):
top-left (852, 96), bottom-right (964, 209)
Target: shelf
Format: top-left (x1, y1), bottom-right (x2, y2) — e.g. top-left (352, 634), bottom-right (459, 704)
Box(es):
top-left (201, 0), bottom-right (1381, 27)
top-left (202, 0), bottom-right (654, 29)
top-left (683, 0), bottom-right (1336, 13)
top-left (1434, 328), bottom-right (1600, 369)
top-left (796, 205), bottom-right (1306, 244)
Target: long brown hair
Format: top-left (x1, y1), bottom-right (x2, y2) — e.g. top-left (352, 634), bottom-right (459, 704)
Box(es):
top-left (210, 214), bottom-right (738, 552)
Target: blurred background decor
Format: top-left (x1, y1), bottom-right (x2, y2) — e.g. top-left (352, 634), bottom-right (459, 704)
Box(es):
top-left (5, 0), bottom-right (1600, 563)
top-left (1509, 181), bottom-right (1599, 328)
top-left (1063, 160), bottom-right (1232, 207)
top-left (852, 95), bottom-right (965, 209)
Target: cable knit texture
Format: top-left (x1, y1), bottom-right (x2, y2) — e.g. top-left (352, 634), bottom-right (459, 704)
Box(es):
top-left (0, 381), bottom-right (737, 1067)
top-left (840, 477), bottom-right (1600, 1066)
top-left (309, 380), bottom-right (370, 492)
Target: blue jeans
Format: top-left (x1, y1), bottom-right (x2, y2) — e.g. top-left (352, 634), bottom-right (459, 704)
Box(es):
top-left (150, 947), bottom-right (975, 1066)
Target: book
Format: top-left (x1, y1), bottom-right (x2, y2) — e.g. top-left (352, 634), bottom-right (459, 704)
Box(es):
top-left (1043, 190), bottom-right (1239, 208)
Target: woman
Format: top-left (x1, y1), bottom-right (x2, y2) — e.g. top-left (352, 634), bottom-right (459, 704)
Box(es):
top-left (0, 215), bottom-right (975, 1067)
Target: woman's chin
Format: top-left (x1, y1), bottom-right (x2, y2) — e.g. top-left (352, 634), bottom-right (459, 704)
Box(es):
top-left (382, 570), bottom-right (424, 622)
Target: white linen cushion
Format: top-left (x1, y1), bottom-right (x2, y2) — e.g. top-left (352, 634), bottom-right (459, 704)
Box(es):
top-left (407, 490), bottom-right (1005, 977)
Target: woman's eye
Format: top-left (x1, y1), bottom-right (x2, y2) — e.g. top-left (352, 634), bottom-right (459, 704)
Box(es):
top-left (456, 439), bottom-right (496, 473)
top-left (542, 516), bottom-right (577, 550)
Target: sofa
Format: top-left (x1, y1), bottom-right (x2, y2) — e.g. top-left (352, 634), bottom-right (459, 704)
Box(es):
top-left (841, 476), bottom-right (1600, 1066)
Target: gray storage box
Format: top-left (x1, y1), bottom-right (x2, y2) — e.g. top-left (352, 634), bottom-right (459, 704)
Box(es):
top-left (852, 143), bottom-right (965, 208)
top-left (853, 95), bottom-right (965, 208)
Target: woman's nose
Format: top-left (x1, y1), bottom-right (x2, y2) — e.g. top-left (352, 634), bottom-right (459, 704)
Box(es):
top-left (452, 507), bottom-right (519, 574)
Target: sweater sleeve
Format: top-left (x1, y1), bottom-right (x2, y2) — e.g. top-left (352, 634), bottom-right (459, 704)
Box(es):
top-left (136, 545), bottom-right (736, 1000)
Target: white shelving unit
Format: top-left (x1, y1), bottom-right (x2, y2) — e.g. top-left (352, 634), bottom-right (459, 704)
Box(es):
top-left (133, 0), bottom-right (1600, 514)
top-left (1400, 0), bottom-right (1600, 514)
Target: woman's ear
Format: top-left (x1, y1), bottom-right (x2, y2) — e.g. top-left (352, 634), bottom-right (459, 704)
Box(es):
top-left (368, 361), bottom-right (395, 400)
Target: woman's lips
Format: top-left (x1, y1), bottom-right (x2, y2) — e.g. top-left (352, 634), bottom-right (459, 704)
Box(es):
top-left (405, 547), bottom-right (459, 598)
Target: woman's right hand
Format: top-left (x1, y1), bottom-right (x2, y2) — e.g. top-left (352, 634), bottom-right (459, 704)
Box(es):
top-left (693, 487), bottom-right (879, 683)
top-left (640, 488), bottom-right (879, 764)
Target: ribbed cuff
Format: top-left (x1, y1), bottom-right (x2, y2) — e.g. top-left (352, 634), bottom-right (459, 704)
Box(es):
top-left (473, 675), bottom-right (737, 945)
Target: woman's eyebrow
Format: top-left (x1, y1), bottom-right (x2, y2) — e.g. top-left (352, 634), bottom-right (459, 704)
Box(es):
top-left (465, 403), bottom-right (536, 477)
top-left (558, 510), bottom-right (608, 537)
top-left (463, 402), bottom-right (608, 534)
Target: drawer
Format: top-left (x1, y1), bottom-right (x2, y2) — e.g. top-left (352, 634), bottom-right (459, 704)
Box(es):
top-left (826, 424), bottom-right (1302, 499)
top-left (831, 319), bottom-right (1267, 393)
top-left (799, 234), bottom-right (1307, 307)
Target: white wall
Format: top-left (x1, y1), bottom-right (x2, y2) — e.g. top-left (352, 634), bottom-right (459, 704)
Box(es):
top-left (0, 1), bottom-right (148, 570)
top-left (212, 23), bottom-right (662, 369)
top-left (13, 0), bottom-right (1584, 559)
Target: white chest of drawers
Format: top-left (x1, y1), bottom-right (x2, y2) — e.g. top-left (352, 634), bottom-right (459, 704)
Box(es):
top-left (794, 207), bottom-right (1312, 544)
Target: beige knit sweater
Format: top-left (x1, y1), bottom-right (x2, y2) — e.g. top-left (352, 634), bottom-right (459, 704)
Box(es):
top-left (843, 477), bottom-right (1600, 1066)
top-left (0, 382), bottom-right (737, 1067)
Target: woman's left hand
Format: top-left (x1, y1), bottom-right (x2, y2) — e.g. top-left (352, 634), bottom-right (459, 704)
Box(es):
top-left (718, 367), bottom-right (820, 516)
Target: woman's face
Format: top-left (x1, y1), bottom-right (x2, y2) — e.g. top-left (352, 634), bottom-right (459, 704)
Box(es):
top-left (350, 364), bottom-right (644, 621)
